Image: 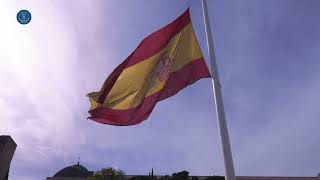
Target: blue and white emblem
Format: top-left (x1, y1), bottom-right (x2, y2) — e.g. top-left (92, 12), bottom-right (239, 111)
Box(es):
top-left (17, 10), bottom-right (32, 25)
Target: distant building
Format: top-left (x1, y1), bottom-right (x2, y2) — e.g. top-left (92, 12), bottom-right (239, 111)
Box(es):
top-left (0, 135), bottom-right (17, 180)
top-left (46, 162), bottom-right (93, 180)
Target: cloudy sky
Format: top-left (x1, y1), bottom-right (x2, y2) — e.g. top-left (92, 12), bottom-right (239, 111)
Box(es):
top-left (1, 0), bottom-right (320, 179)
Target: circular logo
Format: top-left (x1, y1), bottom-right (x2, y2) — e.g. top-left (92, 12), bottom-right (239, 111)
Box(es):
top-left (17, 10), bottom-right (32, 25)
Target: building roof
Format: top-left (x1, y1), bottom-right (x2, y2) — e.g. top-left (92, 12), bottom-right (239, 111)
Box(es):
top-left (53, 163), bottom-right (93, 177)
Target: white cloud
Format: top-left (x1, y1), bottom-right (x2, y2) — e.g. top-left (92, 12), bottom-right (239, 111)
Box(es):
top-left (0, 0), bottom-right (85, 170)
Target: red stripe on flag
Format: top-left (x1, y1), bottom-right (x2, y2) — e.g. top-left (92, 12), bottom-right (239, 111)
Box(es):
top-left (159, 58), bottom-right (211, 101)
top-left (89, 58), bottom-right (211, 126)
top-left (125, 9), bottom-right (191, 68)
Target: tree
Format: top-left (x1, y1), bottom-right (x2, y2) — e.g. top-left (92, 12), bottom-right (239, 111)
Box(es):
top-left (204, 176), bottom-right (225, 180)
top-left (89, 167), bottom-right (125, 180)
top-left (159, 175), bottom-right (171, 180)
top-left (191, 177), bottom-right (199, 180)
top-left (129, 176), bottom-right (149, 180)
top-left (171, 170), bottom-right (189, 180)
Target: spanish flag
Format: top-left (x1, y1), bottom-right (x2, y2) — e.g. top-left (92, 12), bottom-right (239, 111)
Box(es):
top-left (87, 9), bottom-right (211, 126)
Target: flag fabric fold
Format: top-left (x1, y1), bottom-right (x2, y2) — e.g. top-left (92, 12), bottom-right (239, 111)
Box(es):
top-left (87, 9), bottom-right (211, 126)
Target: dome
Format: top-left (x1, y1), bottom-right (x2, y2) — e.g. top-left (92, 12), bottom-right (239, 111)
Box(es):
top-left (53, 163), bottom-right (93, 177)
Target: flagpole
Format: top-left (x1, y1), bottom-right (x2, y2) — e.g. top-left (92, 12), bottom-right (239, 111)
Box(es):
top-left (201, 1), bottom-right (236, 180)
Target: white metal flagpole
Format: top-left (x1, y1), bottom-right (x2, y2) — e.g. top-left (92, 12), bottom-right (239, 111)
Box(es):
top-left (201, 1), bottom-right (236, 180)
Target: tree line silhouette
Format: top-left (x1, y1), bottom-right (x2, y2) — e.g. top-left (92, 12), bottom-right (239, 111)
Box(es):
top-left (88, 167), bottom-right (224, 180)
